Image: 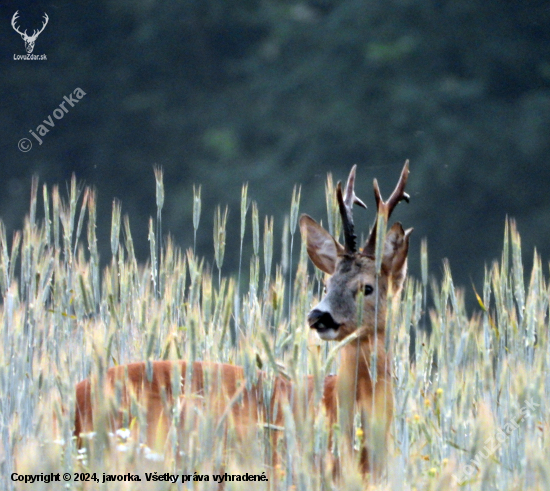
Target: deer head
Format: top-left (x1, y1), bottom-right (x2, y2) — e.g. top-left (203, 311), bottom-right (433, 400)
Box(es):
top-left (300, 161), bottom-right (412, 342)
top-left (11, 11), bottom-right (49, 54)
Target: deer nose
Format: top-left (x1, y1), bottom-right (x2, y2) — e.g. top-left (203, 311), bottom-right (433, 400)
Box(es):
top-left (307, 309), bottom-right (340, 331)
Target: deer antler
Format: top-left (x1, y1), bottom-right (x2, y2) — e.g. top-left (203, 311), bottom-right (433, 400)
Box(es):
top-left (337, 165), bottom-right (367, 253)
top-left (362, 160), bottom-right (410, 257)
top-left (11, 11), bottom-right (48, 40)
top-left (32, 13), bottom-right (49, 39)
top-left (11, 11), bottom-right (26, 37)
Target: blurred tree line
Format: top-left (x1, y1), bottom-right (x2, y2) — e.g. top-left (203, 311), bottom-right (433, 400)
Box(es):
top-left (1, 0), bottom-right (550, 307)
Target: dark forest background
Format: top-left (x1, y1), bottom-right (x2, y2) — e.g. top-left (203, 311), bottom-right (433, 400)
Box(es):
top-left (1, 0), bottom-right (550, 308)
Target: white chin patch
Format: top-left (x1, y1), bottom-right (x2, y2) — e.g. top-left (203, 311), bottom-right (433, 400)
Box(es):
top-left (316, 329), bottom-right (339, 341)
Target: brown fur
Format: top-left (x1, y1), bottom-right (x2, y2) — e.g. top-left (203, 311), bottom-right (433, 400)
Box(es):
top-left (75, 360), bottom-right (338, 465)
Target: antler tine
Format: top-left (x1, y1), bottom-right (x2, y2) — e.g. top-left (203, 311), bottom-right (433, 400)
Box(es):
top-left (343, 165), bottom-right (367, 210)
top-left (363, 160), bottom-right (410, 257)
top-left (336, 182), bottom-right (357, 253)
top-left (384, 159), bottom-right (410, 220)
top-left (372, 178), bottom-right (382, 210)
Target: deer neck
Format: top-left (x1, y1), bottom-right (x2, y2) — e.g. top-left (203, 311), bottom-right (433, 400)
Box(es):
top-left (336, 332), bottom-right (390, 406)
top-left (331, 332), bottom-right (393, 454)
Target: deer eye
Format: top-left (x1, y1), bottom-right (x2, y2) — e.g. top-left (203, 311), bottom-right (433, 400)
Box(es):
top-left (363, 285), bottom-right (374, 296)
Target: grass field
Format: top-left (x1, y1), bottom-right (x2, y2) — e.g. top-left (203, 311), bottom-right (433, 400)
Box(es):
top-left (1, 172), bottom-right (548, 490)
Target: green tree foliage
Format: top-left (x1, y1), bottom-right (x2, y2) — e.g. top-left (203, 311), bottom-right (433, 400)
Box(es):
top-left (2, 0), bottom-right (550, 303)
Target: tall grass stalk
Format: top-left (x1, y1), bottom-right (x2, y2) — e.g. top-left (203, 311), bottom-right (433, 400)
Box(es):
top-left (235, 183), bottom-right (249, 339)
top-left (192, 184), bottom-right (201, 254)
top-left (213, 205), bottom-right (228, 288)
top-left (154, 167), bottom-right (164, 298)
top-left (1, 173), bottom-right (549, 491)
top-left (287, 185), bottom-right (301, 320)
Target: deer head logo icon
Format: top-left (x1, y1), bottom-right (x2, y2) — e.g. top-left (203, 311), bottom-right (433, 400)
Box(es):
top-left (11, 11), bottom-right (49, 54)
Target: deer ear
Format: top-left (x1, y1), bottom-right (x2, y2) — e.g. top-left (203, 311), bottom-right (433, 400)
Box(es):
top-left (382, 223), bottom-right (412, 292)
top-left (300, 214), bottom-right (343, 275)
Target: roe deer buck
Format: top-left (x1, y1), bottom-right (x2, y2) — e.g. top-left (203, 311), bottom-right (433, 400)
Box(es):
top-left (74, 162), bottom-right (411, 477)
top-left (300, 160), bottom-right (411, 474)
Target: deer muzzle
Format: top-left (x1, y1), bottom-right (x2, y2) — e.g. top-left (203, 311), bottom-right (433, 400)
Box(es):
top-left (307, 309), bottom-right (341, 339)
